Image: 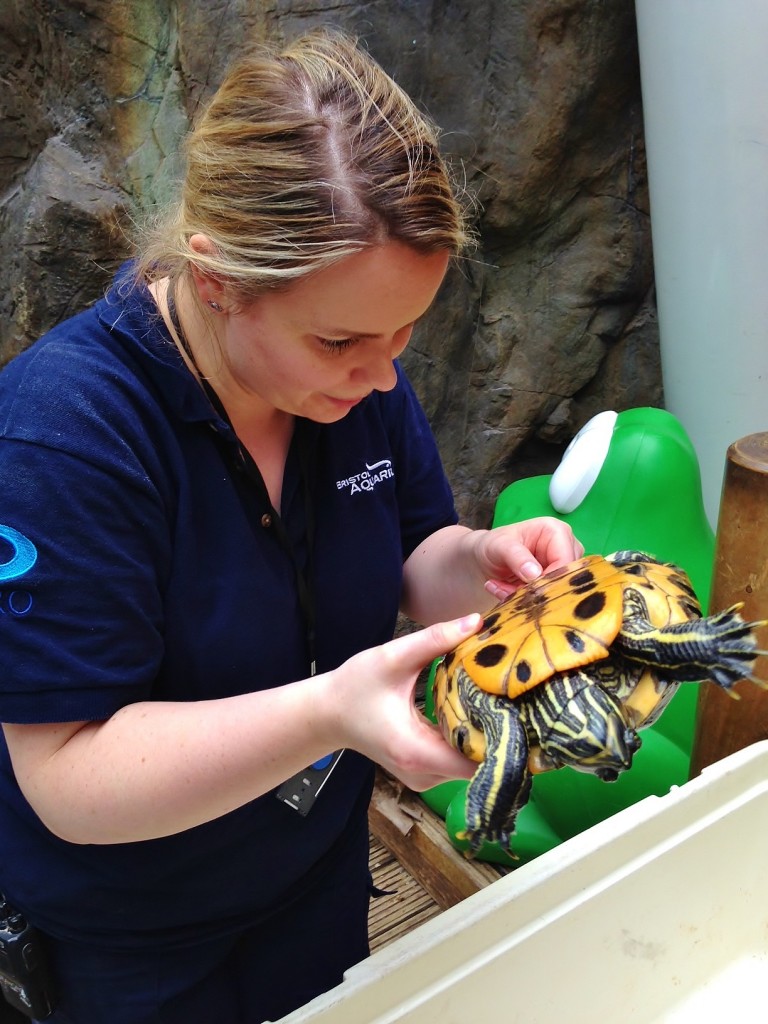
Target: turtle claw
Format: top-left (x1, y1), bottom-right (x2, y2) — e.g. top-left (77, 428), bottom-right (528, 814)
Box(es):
top-left (457, 827), bottom-right (519, 860)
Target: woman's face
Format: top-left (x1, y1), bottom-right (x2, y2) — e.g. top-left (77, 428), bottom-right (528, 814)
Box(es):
top-left (209, 241), bottom-right (450, 423)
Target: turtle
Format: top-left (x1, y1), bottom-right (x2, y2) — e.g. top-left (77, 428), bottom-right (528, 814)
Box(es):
top-left (433, 549), bottom-right (766, 854)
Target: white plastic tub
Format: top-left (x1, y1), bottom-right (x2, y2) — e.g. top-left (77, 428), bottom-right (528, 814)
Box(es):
top-left (279, 741), bottom-right (768, 1023)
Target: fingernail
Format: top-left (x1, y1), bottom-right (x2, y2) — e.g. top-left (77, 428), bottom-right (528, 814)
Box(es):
top-left (520, 561), bottom-right (542, 582)
top-left (458, 613), bottom-right (482, 633)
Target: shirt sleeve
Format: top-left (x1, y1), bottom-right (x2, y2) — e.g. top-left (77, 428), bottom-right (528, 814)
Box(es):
top-left (384, 363), bottom-right (459, 559)
top-left (0, 347), bottom-right (171, 724)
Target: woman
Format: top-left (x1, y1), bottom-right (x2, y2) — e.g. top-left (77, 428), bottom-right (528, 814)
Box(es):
top-left (0, 30), bottom-right (581, 1023)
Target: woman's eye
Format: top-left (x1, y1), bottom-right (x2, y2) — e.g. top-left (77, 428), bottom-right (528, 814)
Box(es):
top-left (318, 337), bottom-right (357, 354)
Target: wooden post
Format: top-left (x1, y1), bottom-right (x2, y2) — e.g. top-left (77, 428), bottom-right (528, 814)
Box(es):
top-left (690, 433), bottom-right (768, 777)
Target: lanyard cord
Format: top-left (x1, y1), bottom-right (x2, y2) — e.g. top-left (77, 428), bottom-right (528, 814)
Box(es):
top-left (166, 283), bottom-right (318, 675)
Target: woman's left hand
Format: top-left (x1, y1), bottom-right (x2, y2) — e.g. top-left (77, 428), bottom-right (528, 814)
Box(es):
top-left (476, 517), bottom-right (584, 601)
top-left (401, 518), bottom-right (585, 625)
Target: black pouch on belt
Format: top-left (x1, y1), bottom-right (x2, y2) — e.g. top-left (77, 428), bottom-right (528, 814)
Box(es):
top-left (0, 894), bottom-right (56, 1020)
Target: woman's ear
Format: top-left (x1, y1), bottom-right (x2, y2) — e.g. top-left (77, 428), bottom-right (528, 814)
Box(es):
top-left (188, 234), bottom-right (227, 309)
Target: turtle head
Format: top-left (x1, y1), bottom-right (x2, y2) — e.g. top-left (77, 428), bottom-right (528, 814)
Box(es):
top-left (526, 672), bottom-right (641, 779)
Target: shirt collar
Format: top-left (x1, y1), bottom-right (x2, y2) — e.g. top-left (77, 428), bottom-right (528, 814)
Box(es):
top-left (97, 263), bottom-right (225, 428)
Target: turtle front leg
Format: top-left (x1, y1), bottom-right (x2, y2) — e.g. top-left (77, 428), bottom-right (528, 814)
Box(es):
top-left (458, 676), bottom-right (531, 854)
top-left (617, 591), bottom-right (766, 691)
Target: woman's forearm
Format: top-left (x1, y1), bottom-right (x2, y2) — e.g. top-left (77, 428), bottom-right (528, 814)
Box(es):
top-left (2, 615), bottom-right (485, 847)
top-left (400, 525), bottom-right (493, 624)
top-left (401, 518), bottom-right (583, 625)
top-left (2, 674), bottom-right (341, 846)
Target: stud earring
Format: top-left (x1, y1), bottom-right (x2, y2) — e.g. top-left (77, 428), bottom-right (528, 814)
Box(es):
top-left (208, 300), bottom-right (223, 312)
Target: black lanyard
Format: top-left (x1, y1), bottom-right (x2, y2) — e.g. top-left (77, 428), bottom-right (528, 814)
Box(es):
top-left (166, 285), bottom-right (318, 675)
top-left (205, 383), bottom-right (318, 676)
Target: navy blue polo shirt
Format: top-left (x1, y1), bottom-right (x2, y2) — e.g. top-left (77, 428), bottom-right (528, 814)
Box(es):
top-left (0, 266), bottom-right (457, 947)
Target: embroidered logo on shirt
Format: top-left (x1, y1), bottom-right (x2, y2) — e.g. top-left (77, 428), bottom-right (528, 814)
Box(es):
top-left (0, 524), bottom-right (37, 617)
top-left (336, 459), bottom-right (394, 496)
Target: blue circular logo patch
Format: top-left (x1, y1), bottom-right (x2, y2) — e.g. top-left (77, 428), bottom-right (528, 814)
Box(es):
top-left (0, 525), bottom-right (38, 582)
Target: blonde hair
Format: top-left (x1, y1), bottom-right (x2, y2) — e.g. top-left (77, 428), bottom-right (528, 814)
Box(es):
top-left (136, 29), bottom-right (472, 301)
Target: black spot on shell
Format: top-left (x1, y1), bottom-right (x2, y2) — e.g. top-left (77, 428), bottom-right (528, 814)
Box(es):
top-left (482, 611), bottom-right (502, 630)
top-left (443, 652), bottom-right (455, 669)
top-left (569, 569), bottom-right (596, 589)
top-left (516, 589), bottom-right (548, 615)
top-left (572, 581), bottom-right (598, 594)
top-left (472, 643), bottom-right (508, 668)
top-left (565, 630), bottom-right (586, 653)
top-left (478, 623), bottom-right (502, 641)
top-left (573, 591), bottom-right (607, 620)
top-left (624, 563), bottom-right (644, 576)
top-left (678, 581), bottom-right (697, 599)
top-left (516, 660), bottom-right (532, 683)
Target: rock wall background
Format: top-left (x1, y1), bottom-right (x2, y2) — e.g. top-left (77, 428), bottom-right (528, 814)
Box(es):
top-left (0, 0), bottom-right (661, 527)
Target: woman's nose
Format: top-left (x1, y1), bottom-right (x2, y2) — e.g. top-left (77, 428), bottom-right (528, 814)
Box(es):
top-left (357, 353), bottom-right (398, 392)
top-left (354, 325), bottom-right (414, 391)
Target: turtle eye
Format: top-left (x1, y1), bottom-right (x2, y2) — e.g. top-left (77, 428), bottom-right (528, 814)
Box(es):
top-left (455, 725), bottom-right (471, 753)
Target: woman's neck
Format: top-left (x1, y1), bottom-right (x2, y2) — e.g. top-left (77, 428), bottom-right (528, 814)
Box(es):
top-left (149, 275), bottom-right (294, 509)
top-left (151, 275), bottom-right (292, 437)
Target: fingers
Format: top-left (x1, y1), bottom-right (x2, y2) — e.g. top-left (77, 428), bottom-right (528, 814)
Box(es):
top-left (370, 616), bottom-right (483, 786)
top-left (484, 578), bottom-right (521, 601)
top-left (335, 613), bottom-right (484, 774)
top-left (481, 519), bottom-right (585, 599)
top-left (384, 719), bottom-right (477, 792)
top-left (384, 612), bottom-right (483, 676)
top-left (392, 754), bottom-right (476, 792)
top-left (522, 517), bottom-right (583, 573)
top-left (548, 522), bottom-right (584, 565)
top-left (397, 765), bottom-right (475, 793)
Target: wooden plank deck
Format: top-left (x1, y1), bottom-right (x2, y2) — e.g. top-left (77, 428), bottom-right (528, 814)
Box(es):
top-left (368, 835), bottom-right (443, 952)
top-left (367, 770), bottom-right (509, 951)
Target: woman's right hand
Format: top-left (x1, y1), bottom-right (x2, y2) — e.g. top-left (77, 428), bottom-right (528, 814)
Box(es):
top-left (2, 614), bottom-right (483, 845)
top-left (327, 613), bottom-right (482, 792)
